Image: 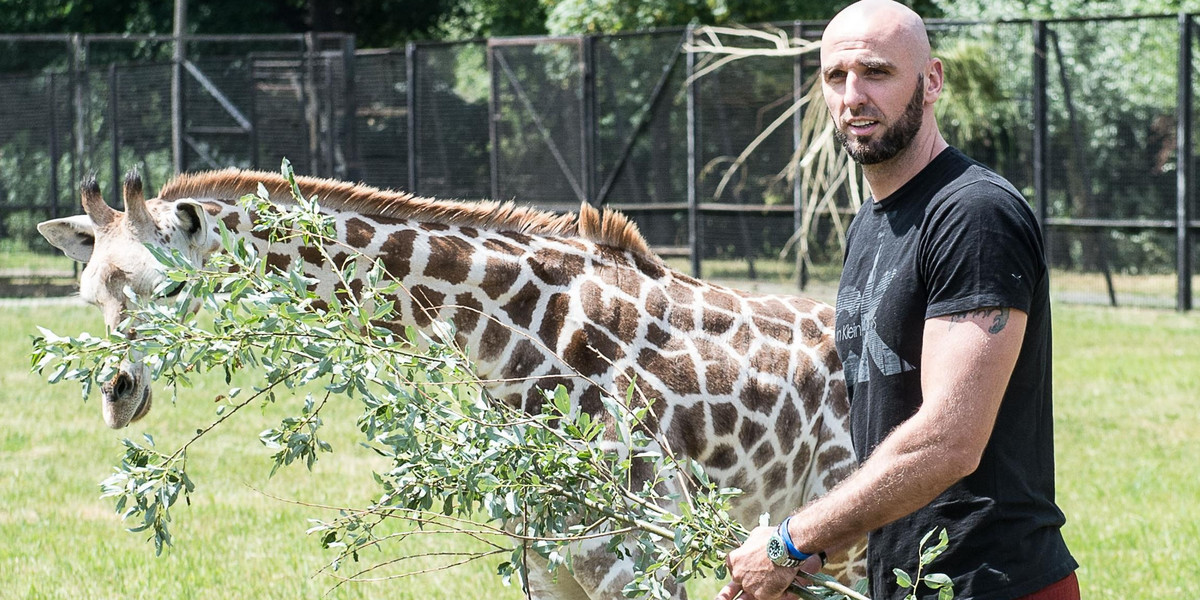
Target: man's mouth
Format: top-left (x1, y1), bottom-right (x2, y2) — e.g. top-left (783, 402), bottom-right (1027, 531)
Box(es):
top-left (847, 118), bottom-right (880, 136)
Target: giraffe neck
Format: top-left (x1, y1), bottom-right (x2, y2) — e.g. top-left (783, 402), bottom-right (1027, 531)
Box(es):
top-left (202, 195), bottom-right (605, 390)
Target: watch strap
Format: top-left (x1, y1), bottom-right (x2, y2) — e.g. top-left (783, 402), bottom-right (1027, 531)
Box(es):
top-left (778, 516), bottom-right (813, 562)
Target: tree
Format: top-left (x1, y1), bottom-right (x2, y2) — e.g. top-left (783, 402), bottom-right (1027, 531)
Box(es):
top-left (933, 0), bottom-right (1184, 277)
top-left (541, 0), bottom-right (942, 35)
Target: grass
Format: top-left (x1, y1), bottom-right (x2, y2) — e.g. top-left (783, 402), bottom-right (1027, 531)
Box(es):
top-left (0, 247), bottom-right (76, 273)
top-left (0, 303), bottom-right (525, 600)
top-left (0, 300), bottom-right (1196, 599)
top-left (1050, 305), bottom-right (1200, 598)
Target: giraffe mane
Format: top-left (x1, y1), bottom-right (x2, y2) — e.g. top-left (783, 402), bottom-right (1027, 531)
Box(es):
top-left (157, 169), bottom-right (656, 258)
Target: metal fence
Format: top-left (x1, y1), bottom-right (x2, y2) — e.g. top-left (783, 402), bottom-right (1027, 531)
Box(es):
top-left (1, 16), bottom-right (1197, 309)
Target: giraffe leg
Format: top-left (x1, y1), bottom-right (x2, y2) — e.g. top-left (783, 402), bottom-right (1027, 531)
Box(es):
top-left (562, 537), bottom-right (686, 600)
top-left (522, 550), bottom-right (592, 600)
top-left (562, 471), bottom-right (690, 599)
top-left (804, 407), bottom-right (868, 587)
top-left (822, 538), bottom-right (869, 585)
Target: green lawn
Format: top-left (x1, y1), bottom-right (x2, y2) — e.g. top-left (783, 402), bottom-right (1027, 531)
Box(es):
top-left (0, 301), bottom-right (1196, 599)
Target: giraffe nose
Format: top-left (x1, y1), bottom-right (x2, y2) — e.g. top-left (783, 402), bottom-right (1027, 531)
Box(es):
top-left (112, 371), bottom-right (134, 400)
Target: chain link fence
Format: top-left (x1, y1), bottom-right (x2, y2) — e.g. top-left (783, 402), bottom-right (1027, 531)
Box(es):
top-left (0, 18), bottom-right (1196, 308)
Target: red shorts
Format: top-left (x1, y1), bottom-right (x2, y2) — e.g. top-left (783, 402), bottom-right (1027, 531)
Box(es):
top-left (1016, 572), bottom-right (1079, 600)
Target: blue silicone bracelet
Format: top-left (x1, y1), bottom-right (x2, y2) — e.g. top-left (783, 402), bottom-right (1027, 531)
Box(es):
top-left (778, 516), bottom-right (813, 561)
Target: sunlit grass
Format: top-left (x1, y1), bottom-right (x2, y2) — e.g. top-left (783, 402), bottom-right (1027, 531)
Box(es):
top-left (0, 302), bottom-right (525, 600)
top-left (0, 300), bottom-right (1196, 599)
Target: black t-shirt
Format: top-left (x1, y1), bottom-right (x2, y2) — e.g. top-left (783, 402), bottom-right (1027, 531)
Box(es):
top-left (834, 147), bottom-right (1077, 600)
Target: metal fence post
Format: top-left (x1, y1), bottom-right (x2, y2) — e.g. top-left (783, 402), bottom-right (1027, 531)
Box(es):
top-left (340, 34), bottom-right (358, 181)
top-left (488, 42), bottom-right (500, 201)
top-left (109, 63), bottom-right (121, 206)
top-left (686, 25), bottom-right (702, 278)
top-left (793, 21), bottom-right (807, 291)
top-left (406, 42), bottom-right (418, 194)
top-left (48, 71), bottom-right (61, 218)
top-left (1032, 21), bottom-right (1049, 248)
top-left (249, 58), bottom-right (260, 170)
top-left (581, 34), bottom-right (597, 206)
top-left (1178, 13), bottom-right (1194, 312)
top-left (71, 34), bottom-right (86, 188)
top-left (171, 2), bottom-right (186, 175)
top-left (304, 32), bottom-right (320, 176)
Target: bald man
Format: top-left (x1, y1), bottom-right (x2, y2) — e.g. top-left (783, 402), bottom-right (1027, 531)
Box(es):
top-left (716, 2), bottom-right (1078, 600)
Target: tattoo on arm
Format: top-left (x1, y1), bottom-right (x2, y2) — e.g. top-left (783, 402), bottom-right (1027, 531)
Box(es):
top-left (948, 307), bottom-right (1010, 334)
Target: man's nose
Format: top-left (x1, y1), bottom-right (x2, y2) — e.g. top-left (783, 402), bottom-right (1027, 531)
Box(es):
top-left (843, 72), bottom-right (869, 108)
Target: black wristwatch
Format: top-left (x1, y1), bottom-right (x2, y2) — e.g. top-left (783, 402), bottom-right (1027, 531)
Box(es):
top-left (766, 530), bottom-right (804, 568)
top-left (766, 517), bottom-right (812, 568)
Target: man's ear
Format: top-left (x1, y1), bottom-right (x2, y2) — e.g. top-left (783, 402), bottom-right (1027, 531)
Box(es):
top-left (925, 57), bottom-right (945, 103)
top-left (174, 200), bottom-right (215, 247)
top-left (37, 215), bottom-right (97, 263)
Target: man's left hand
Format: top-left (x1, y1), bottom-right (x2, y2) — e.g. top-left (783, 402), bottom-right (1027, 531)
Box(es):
top-left (714, 525), bottom-right (821, 600)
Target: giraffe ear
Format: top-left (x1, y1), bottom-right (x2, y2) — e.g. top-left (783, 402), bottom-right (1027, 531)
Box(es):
top-left (37, 215), bottom-right (96, 263)
top-left (173, 200), bottom-right (215, 247)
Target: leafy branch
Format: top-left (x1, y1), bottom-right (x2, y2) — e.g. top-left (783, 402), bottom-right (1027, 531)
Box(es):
top-left (895, 528), bottom-right (954, 600)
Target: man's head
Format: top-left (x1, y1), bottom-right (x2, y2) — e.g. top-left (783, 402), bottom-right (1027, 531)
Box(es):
top-left (820, 0), bottom-right (943, 166)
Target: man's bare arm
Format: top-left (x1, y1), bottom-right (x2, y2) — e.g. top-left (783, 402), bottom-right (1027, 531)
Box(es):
top-left (715, 307), bottom-right (1028, 600)
top-left (790, 306), bottom-right (1027, 551)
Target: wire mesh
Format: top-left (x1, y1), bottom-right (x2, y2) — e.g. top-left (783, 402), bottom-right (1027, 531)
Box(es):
top-left (690, 25), bottom-right (802, 282)
top-left (0, 38), bottom-right (75, 74)
top-left (490, 39), bottom-right (585, 209)
top-left (0, 71), bottom-right (72, 250)
top-left (250, 52), bottom-right (314, 176)
top-left (0, 23), bottom-right (1195, 307)
top-left (353, 51), bottom-right (409, 191)
top-left (413, 42), bottom-right (491, 200)
top-left (110, 63), bottom-right (174, 197)
top-left (1193, 18), bottom-right (1200, 223)
top-left (592, 30), bottom-right (690, 250)
top-left (929, 22), bottom-right (1036, 197)
top-left (182, 57), bottom-right (255, 173)
top-left (1043, 17), bottom-right (1179, 307)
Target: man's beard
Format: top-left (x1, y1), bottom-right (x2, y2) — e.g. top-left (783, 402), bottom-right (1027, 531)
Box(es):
top-left (834, 75), bottom-right (925, 165)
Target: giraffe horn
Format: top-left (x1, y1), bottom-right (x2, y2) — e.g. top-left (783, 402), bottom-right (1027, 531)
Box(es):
top-left (122, 168), bottom-right (152, 228)
top-left (80, 176), bottom-right (117, 228)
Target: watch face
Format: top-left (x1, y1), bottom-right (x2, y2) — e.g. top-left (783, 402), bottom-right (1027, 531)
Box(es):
top-left (767, 534), bottom-right (787, 562)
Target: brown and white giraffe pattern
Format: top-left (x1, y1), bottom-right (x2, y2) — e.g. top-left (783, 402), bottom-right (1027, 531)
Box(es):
top-left (39, 170), bottom-right (865, 599)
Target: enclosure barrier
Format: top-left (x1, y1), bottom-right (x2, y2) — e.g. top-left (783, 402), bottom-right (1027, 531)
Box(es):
top-left (0, 15), bottom-right (1196, 310)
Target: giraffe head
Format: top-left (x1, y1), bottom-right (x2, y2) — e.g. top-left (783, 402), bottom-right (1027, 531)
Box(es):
top-left (37, 170), bottom-right (219, 428)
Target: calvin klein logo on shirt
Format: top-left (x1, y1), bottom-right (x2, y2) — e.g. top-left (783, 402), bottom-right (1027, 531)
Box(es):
top-left (836, 248), bottom-right (914, 384)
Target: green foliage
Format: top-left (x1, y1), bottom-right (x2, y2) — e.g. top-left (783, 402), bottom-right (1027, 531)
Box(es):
top-left (30, 160), bottom-right (822, 599)
top-left (541, 0), bottom-right (941, 35)
top-left (932, 0), bottom-right (1200, 20)
top-left (27, 160), bottom-right (970, 599)
top-left (434, 0), bottom-right (548, 39)
top-left (934, 36), bottom-right (1020, 149)
top-left (892, 528), bottom-right (954, 600)
top-left (99, 434), bottom-right (195, 556)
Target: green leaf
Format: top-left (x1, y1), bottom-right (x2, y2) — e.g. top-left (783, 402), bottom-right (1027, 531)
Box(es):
top-left (920, 527), bottom-right (950, 565)
top-left (894, 567), bottom-right (913, 589)
top-left (854, 578), bottom-right (871, 595)
top-left (923, 573), bottom-right (953, 589)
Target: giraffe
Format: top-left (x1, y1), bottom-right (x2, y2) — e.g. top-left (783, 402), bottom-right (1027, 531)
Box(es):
top-left (37, 169), bottom-right (865, 599)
